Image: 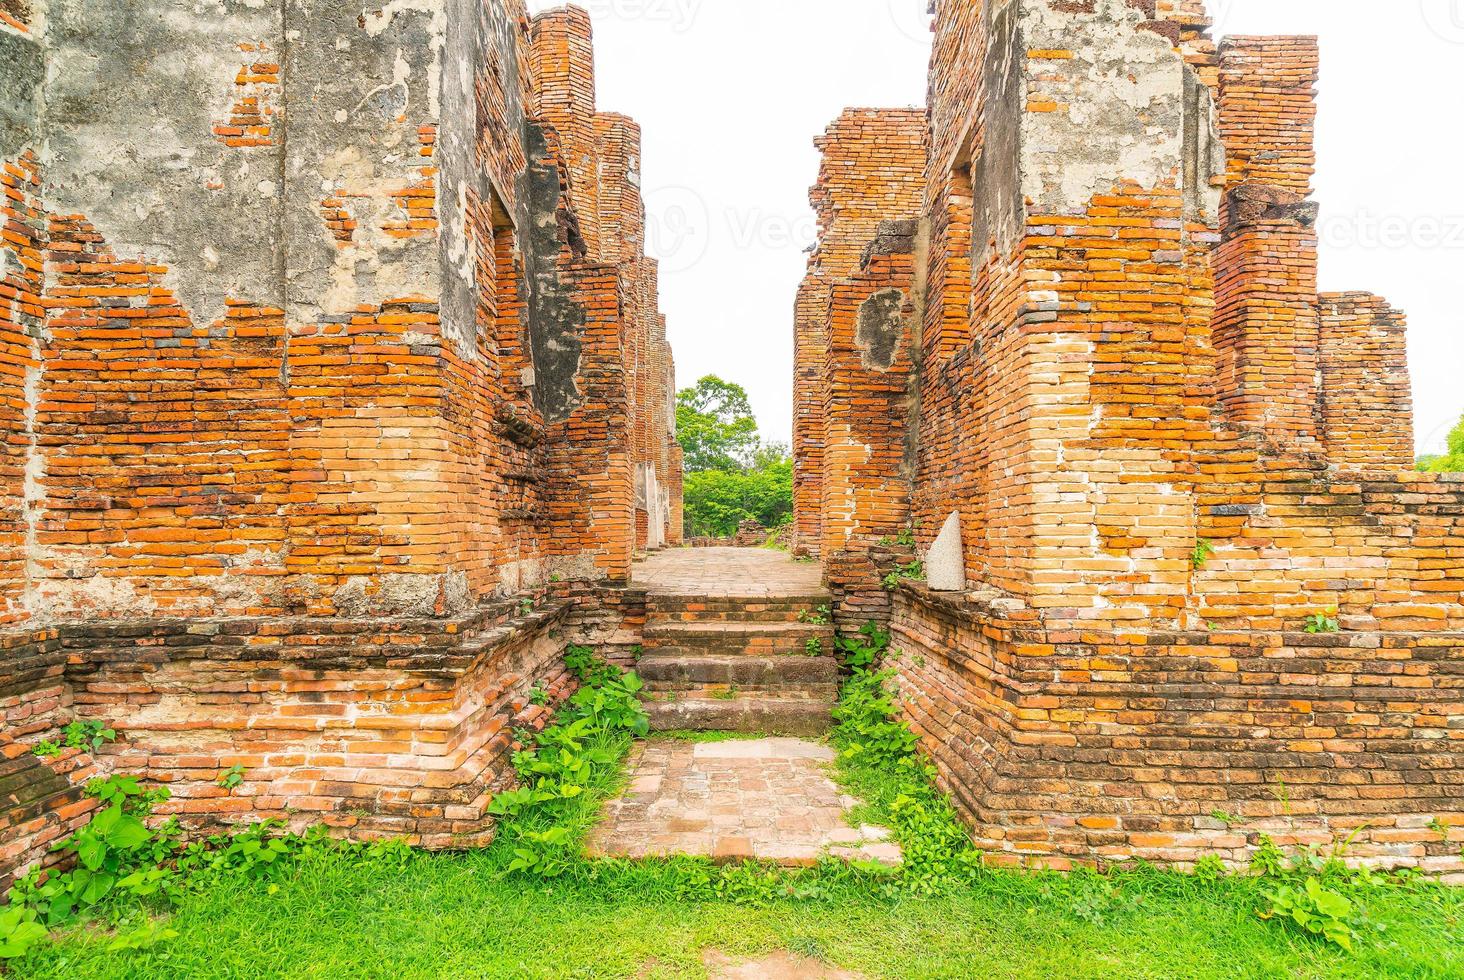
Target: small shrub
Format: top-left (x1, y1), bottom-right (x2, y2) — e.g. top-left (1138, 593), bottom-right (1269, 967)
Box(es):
top-left (835, 622), bottom-right (890, 670)
top-left (882, 560), bottom-right (925, 591)
top-left (217, 765), bottom-right (246, 790)
top-left (1260, 878), bottom-right (1359, 951)
top-left (1193, 855), bottom-right (1228, 881)
top-left (65, 719), bottom-right (118, 754)
top-left (798, 604), bottom-right (831, 626)
top-left (1304, 607), bottom-right (1341, 634)
top-left (1191, 537), bottom-right (1215, 569)
top-left (804, 637), bottom-right (823, 656)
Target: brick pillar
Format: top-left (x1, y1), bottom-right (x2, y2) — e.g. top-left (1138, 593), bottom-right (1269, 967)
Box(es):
top-left (530, 7), bottom-right (600, 258)
top-left (795, 109), bottom-right (925, 558)
top-left (1318, 293), bottom-right (1414, 469)
top-left (820, 242), bottom-right (916, 558)
top-left (1212, 36), bottom-right (1322, 450)
top-left (792, 276), bottom-right (829, 556)
top-left (528, 5), bottom-right (595, 126)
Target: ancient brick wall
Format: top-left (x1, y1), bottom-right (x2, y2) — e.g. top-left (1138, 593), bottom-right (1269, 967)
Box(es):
top-left (893, 585), bottom-right (1463, 878)
top-left (800, 0), bottom-right (1461, 871)
top-left (0, 0), bottom-right (680, 882)
top-left (530, 9), bottom-right (681, 556)
top-left (1318, 293), bottom-right (1414, 470)
top-left (792, 109), bottom-right (925, 558)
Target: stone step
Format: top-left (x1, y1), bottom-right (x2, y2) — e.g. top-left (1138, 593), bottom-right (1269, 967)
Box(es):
top-left (643, 620), bottom-right (835, 658)
top-left (645, 696), bottom-right (834, 737)
top-left (645, 594), bottom-right (831, 625)
top-left (638, 653), bottom-right (839, 690)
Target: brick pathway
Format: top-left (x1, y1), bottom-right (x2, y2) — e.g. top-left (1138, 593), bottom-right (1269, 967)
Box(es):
top-left (635, 546), bottom-right (825, 597)
top-left (587, 738), bottom-right (901, 867)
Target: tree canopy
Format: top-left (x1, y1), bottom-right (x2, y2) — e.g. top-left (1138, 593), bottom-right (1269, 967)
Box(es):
top-left (675, 375), bottom-right (761, 473)
top-left (1418, 410), bottom-right (1464, 473)
top-left (675, 376), bottom-right (792, 538)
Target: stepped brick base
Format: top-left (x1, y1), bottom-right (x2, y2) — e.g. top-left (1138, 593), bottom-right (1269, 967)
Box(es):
top-left (636, 550), bottom-right (839, 735)
top-left (0, 582), bottom-right (645, 888)
top-left (890, 585), bottom-right (1464, 879)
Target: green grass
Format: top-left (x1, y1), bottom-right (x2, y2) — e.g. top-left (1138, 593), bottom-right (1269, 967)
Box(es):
top-left (9, 850), bottom-right (1460, 979)
top-left (8, 666), bottom-right (1462, 980)
top-left (649, 730), bottom-right (769, 743)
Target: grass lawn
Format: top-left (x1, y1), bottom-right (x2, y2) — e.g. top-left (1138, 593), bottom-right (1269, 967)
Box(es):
top-left (9, 850), bottom-right (1461, 979)
top-left (6, 665), bottom-right (1460, 979)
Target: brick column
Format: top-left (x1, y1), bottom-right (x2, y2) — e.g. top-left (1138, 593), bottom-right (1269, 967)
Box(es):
top-left (1318, 292), bottom-right (1414, 469)
top-left (1212, 36), bottom-right (1322, 449)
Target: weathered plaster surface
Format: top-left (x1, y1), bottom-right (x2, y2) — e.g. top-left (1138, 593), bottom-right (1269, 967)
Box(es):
top-left (0, 27), bottom-right (42, 158)
top-left (44, 0), bottom-right (286, 329)
top-left (855, 288), bottom-right (905, 372)
top-left (1021, 0), bottom-right (1204, 214)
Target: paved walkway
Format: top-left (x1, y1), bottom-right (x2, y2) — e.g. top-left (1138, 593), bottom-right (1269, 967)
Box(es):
top-left (634, 546), bottom-right (825, 597)
top-left (587, 738), bottom-right (901, 867)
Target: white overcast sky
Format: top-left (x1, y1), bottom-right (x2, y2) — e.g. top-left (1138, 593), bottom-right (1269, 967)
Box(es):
top-left (528, 0), bottom-right (1464, 455)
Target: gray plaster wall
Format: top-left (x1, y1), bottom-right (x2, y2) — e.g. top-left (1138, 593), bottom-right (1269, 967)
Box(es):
top-left (1019, 0), bottom-right (1221, 222)
top-left (45, 0), bottom-right (286, 329)
top-left (284, 0), bottom-right (445, 329)
top-left (25, 0), bottom-right (468, 336)
top-left (0, 21), bottom-right (43, 160)
top-left (970, 0), bottom-right (1023, 272)
top-left (7, 0), bottom-right (589, 399)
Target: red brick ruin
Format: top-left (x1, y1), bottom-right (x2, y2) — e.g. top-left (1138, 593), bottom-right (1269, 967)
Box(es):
top-left (0, 0), bottom-right (1459, 885)
top-left (0, 2), bottom-right (679, 883)
top-left (795, 1), bottom-right (1461, 872)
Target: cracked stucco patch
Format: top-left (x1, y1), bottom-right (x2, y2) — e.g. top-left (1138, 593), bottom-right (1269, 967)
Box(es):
top-left (1020, 0), bottom-right (1197, 214)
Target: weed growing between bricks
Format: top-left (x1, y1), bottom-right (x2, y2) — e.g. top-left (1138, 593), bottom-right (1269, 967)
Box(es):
top-left (3, 640), bottom-right (1461, 976)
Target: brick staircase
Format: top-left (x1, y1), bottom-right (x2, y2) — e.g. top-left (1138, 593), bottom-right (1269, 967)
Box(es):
top-left (638, 592), bottom-right (839, 737)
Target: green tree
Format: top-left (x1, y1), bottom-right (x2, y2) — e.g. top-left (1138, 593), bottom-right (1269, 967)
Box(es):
top-left (682, 457), bottom-right (793, 538)
top-left (675, 377), bottom-right (792, 538)
top-left (676, 376), bottom-right (760, 473)
top-left (1418, 410), bottom-right (1464, 472)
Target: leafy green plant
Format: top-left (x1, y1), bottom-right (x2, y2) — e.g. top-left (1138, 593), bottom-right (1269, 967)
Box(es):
top-left (32, 740), bottom-right (61, 760)
top-left (1191, 537), bottom-right (1215, 569)
top-left (528, 683), bottom-right (551, 707)
top-left (1304, 607), bottom-right (1341, 634)
top-left (486, 650), bottom-right (648, 879)
top-left (13, 776), bottom-right (172, 928)
top-left (1193, 855), bottom-right (1228, 881)
top-left (798, 604), bottom-right (831, 626)
top-left (835, 622), bottom-right (890, 670)
top-left (519, 598), bottom-right (536, 616)
top-left (1260, 877), bottom-right (1360, 950)
top-left (804, 637), bottom-right (823, 656)
top-left (897, 527), bottom-right (917, 549)
top-left (881, 560), bottom-right (925, 591)
top-left (832, 669), bottom-right (920, 769)
top-left (0, 905), bottom-right (47, 960)
top-left (64, 719), bottom-right (117, 753)
top-left (217, 764), bottom-right (246, 790)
